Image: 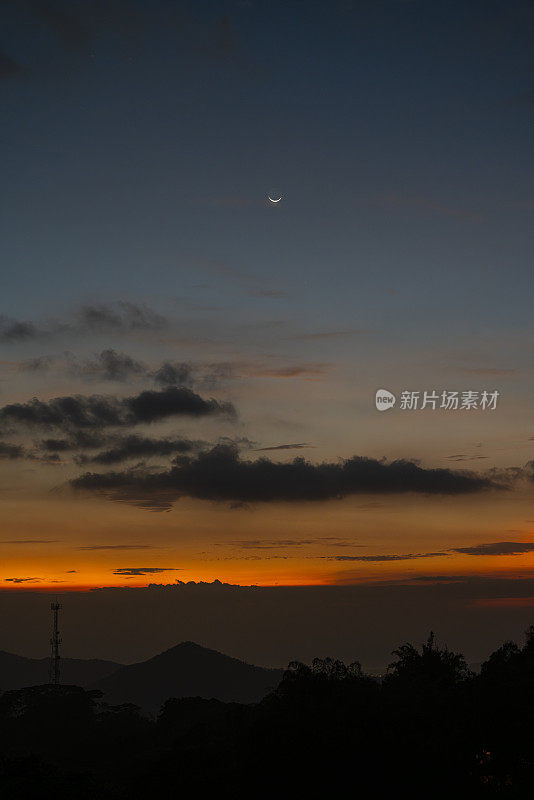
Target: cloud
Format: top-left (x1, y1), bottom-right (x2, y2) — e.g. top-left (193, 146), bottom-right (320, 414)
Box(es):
top-left (328, 553), bottom-right (447, 562)
top-left (0, 386), bottom-right (235, 432)
top-left (216, 537), bottom-right (360, 551)
top-left (451, 541), bottom-right (534, 556)
top-left (20, 355), bottom-right (55, 371)
top-left (0, 52), bottom-right (23, 79)
top-left (75, 434), bottom-right (206, 465)
top-left (78, 302), bottom-right (166, 332)
top-left (0, 442), bottom-right (26, 460)
top-left (24, 0), bottom-right (93, 49)
top-left (288, 330), bottom-right (362, 341)
top-left (17, 350), bottom-right (149, 382)
top-left (327, 542), bottom-right (534, 561)
top-left (409, 575), bottom-right (467, 583)
top-left (39, 432), bottom-right (107, 452)
top-left (76, 545), bottom-right (157, 551)
top-left (4, 577), bottom-right (42, 583)
top-left (153, 362), bottom-right (194, 387)
top-left (312, 537), bottom-right (361, 547)
top-left (198, 361), bottom-right (326, 381)
top-left (35, 431), bottom-right (210, 465)
top-left (128, 387), bottom-right (234, 423)
top-left (0, 316), bottom-right (37, 341)
top-left (444, 454), bottom-right (489, 462)
top-left (252, 365), bottom-right (327, 378)
top-left (0, 439), bottom-right (71, 464)
top-left (117, 356), bottom-right (229, 388)
top-left (0, 394), bottom-right (121, 429)
top-left (326, 541), bottom-right (534, 562)
top-left (221, 539), bottom-right (315, 550)
top-left (211, 14), bottom-right (240, 61)
top-left (489, 464), bottom-right (531, 486)
top-left (0, 302), bottom-right (167, 342)
top-left (2, 3), bottom-right (249, 93)
top-left (112, 567), bottom-right (181, 576)
top-left (16, 351), bottom-right (325, 387)
top-left (18, 351), bottom-right (190, 386)
top-left (71, 443), bottom-right (500, 511)
top-left (71, 349), bottom-right (146, 381)
top-left (253, 443), bottom-right (313, 452)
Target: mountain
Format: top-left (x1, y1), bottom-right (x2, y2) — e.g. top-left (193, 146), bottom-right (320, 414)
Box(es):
top-left (90, 641), bottom-right (283, 712)
top-left (0, 650), bottom-right (121, 691)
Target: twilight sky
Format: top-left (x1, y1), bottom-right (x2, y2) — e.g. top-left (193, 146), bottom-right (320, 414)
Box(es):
top-left (1, 1), bottom-right (534, 663)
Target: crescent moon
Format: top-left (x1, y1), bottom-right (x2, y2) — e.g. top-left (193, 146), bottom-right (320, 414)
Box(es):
top-left (268, 195), bottom-right (282, 203)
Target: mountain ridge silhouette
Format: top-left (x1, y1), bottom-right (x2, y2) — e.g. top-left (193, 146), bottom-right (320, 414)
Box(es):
top-left (0, 649), bottom-right (121, 690)
top-left (90, 640), bottom-right (283, 711)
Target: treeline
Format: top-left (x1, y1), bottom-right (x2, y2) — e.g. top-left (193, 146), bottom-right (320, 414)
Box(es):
top-left (2, 629), bottom-right (534, 798)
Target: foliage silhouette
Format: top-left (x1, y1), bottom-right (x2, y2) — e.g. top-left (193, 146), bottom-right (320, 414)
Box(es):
top-left (2, 630), bottom-right (534, 797)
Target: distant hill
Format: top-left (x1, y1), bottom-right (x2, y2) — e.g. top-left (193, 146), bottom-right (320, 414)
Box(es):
top-left (0, 650), bottom-right (121, 690)
top-left (91, 641), bottom-right (283, 712)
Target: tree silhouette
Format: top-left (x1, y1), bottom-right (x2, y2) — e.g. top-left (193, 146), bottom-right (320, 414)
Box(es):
top-left (385, 630), bottom-right (472, 690)
top-left (2, 629), bottom-right (534, 797)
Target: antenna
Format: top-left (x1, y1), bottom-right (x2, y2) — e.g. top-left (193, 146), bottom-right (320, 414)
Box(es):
top-left (49, 599), bottom-right (62, 686)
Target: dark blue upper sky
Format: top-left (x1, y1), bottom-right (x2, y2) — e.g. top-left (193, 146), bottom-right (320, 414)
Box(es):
top-left (1, 0), bottom-right (533, 338)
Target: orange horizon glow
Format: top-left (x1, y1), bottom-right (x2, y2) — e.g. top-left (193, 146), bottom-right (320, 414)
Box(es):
top-left (4, 551), bottom-right (534, 592)
top-left (2, 487), bottom-right (534, 592)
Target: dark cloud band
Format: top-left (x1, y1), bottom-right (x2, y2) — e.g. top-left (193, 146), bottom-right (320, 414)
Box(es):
top-left (0, 386), bottom-right (235, 431)
top-left (74, 434), bottom-right (205, 465)
top-left (451, 541), bottom-right (534, 556)
top-left (112, 567), bottom-right (180, 576)
top-left (71, 443), bottom-right (500, 511)
top-left (330, 553), bottom-right (447, 562)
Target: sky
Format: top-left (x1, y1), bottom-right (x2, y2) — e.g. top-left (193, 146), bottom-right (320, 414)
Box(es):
top-left (0, 0), bottom-right (534, 666)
